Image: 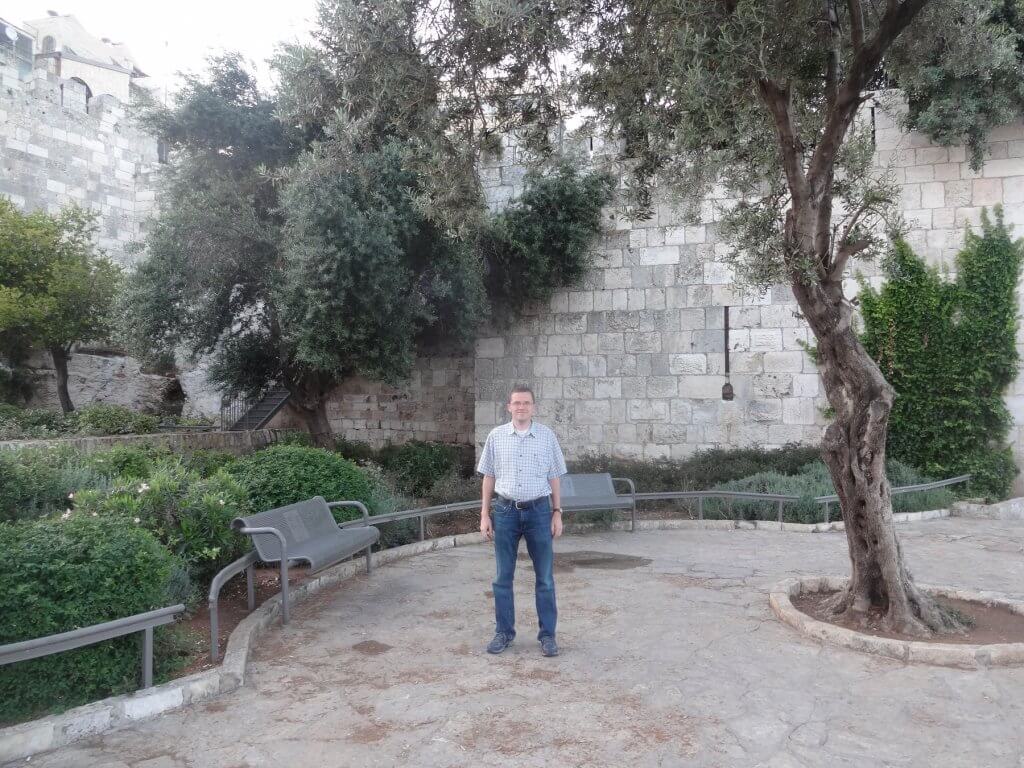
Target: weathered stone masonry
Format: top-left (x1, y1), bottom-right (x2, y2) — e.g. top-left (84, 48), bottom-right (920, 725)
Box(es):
top-left (473, 99), bottom-right (1024, 493)
top-left (0, 48), bottom-right (159, 265)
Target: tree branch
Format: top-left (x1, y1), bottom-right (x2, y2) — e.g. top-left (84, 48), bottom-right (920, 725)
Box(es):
top-left (829, 238), bottom-right (871, 281)
top-left (808, 0), bottom-right (930, 190)
top-left (848, 0), bottom-right (865, 53)
top-left (756, 78), bottom-right (809, 203)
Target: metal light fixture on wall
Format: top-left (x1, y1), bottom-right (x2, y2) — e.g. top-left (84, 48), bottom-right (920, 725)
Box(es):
top-left (722, 305), bottom-right (734, 401)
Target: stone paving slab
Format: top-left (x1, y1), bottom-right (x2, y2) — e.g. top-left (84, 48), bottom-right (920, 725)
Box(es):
top-left (9, 519), bottom-right (1024, 768)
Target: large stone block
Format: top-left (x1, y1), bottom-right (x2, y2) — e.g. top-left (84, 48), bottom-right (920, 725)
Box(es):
top-left (678, 375), bottom-right (728, 400)
top-left (627, 399), bottom-right (670, 421)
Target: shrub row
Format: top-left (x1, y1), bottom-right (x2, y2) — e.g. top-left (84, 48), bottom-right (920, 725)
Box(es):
top-left (0, 403), bottom-right (161, 440)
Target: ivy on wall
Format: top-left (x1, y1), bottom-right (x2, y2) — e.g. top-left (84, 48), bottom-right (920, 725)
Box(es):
top-left (860, 208), bottom-right (1023, 500)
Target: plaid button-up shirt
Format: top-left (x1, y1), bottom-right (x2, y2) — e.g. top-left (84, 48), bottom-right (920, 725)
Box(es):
top-left (477, 420), bottom-right (568, 502)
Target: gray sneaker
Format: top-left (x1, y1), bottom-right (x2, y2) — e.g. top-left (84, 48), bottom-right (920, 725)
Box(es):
top-left (486, 633), bottom-right (513, 654)
top-left (540, 636), bottom-right (559, 657)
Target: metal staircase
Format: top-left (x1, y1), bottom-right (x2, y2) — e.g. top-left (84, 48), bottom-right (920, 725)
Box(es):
top-left (221, 386), bottom-right (292, 431)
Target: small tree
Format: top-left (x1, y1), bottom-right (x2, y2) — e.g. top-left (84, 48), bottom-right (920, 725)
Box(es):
top-left (0, 200), bottom-right (121, 412)
top-left (861, 209), bottom-right (1023, 500)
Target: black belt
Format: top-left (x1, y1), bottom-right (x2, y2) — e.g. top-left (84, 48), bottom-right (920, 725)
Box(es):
top-left (496, 494), bottom-right (548, 509)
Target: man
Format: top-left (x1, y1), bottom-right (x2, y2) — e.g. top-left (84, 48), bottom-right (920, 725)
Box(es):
top-left (477, 384), bottom-right (567, 657)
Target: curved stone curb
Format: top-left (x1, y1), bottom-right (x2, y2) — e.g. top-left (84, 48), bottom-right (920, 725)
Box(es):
top-left (0, 531), bottom-right (489, 765)
top-left (769, 576), bottom-right (1024, 669)
top-left (564, 508), bottom-right (950, 534)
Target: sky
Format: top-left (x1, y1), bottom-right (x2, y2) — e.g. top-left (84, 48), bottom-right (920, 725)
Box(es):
top-left (4, 0), bottom-right (318, 97)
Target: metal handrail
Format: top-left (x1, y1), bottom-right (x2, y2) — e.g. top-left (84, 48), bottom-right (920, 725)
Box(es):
top-left (0, 604), bottom-right (185, 688)
top-left (207, 551), bottom-right (258, 663)
top-left (336, 474), bottom-right (972, 530)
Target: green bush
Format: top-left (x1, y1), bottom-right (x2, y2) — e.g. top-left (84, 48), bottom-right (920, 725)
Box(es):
top-left (570, 444), bottom-right (824, 493)
top-left (0, 446), bottom-right (108, 523)
top-left (74, 460), bottom-right (250, 581)
top-left (333, 438), bottom-right (381, 465)
top-left (861, 211), bottom-right (1022, 501)
top-left (86, 445), bottom-right (155, 480)
top-left (228, 445), bottom-right (376, 520)
top-left (0, 516), bottom-right (183, 723)
top-left (181, 449), bottom-right (237, 478)
top-left (71, 404), bottom-right (161, 436)
top-left (0, 405), bottom-right (69, 439)
top-left (702, 459), bottom-right (956, 524)
top-left (379, 441), bottom-right (462, 496)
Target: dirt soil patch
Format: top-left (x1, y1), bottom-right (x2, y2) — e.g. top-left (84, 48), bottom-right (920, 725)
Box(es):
top-left (176, 567), bottom-right (314, 676)
top-left (793, 590), bottom-right (1024, 645)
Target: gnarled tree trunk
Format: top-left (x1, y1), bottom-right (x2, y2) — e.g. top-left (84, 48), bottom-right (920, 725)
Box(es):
top-left (285, 375), bottom-right (334, 448)
top-left (790, 264), bottom-right (960, 636)
top-left (49, 346), bottom-right (74, 414)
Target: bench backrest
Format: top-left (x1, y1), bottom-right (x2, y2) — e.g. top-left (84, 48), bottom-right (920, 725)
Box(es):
top-left (560, 473), bottom-right (633, 510)
top-left (232, 496), bottom-right (338, 563)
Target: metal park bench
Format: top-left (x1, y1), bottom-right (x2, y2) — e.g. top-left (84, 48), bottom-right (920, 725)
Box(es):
top-left (207, 497), bottom-right (379, 661)
top-left (560, 473), bottom-right (638, 531)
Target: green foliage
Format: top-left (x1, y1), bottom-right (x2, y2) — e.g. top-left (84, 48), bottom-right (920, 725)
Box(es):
top-left (0, 198), bottom-right (121, 404)
top-left (277, 140), bottom-right (486, 385)
top-left (377, 441), bottom-right (462, 496)
top-left (480, 164), bottom-right (615, 314)
top-left (703, 460), bottom-right (955, 524)
top-left (887, 0), bottom-right (1024, 169)
top-left (228, 445), bottom-right (376, 519)
top-left (71, 404), bottom-right (161, 436)
top-left (571, 444), bottom-right (824, 493)
top-left (86, 446), bottom-right (155, 480)
top-left (0, 404), bottom-right (161, 439)
top-left (180, 449), bottom-right (237, 478)
top-left (861, 210), bottom-right (1022, 500)
top-left (0, 515), bottom-right (181, 722)
top-left (74, 461), bottom-right (250, 580)
top-left (0, 446), bottom-right (107, 523)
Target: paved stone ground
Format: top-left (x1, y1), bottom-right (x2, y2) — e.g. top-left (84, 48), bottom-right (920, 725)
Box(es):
top-left (13, 519), bottom-right (1024, 768)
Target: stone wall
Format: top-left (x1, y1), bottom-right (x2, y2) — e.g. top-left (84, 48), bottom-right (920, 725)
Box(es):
top-left (473, 97), bottom-right (1024, 489)
top-left (0, 48), bottom-right (159, 265)
top-left (23, 350), bottom-right (180, 414)
top-left (324, 355), bottom-right (476, 447)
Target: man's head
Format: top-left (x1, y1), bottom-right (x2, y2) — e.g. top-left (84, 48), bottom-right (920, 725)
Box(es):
top-left (507, 384), bottom-right (535, 426)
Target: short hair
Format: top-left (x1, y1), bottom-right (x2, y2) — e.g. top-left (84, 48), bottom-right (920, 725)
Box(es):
top-left (508, 384), bottom-right (535, 403)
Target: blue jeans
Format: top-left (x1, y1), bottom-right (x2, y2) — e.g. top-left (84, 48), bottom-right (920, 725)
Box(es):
top-left (492, 496), bottom-right (557, 641)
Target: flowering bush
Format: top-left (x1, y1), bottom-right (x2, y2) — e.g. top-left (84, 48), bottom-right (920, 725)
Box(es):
top-left (73, 459), bottom-right (250, 581)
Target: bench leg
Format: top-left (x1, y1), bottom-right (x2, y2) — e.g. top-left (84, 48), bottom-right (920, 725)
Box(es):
top-left (280, 558), bottom-right (290, 625)
top-left (365, 546), bottom-right (373, 574)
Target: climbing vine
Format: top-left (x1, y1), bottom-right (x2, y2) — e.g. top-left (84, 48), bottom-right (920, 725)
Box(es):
top-left (860, 208), bottom-right (1023, 500)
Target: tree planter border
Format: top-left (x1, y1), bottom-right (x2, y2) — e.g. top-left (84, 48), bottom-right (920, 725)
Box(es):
top-left (769, 576), bottom-right (1024, 669)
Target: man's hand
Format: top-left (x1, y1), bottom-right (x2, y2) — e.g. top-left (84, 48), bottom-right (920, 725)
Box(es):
top-left (551, 511), bottom-right (563, 538)
top-left (481, 514), bottom-right (494, 540)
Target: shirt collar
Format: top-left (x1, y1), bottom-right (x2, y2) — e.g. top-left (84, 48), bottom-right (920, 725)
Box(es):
top-left (507, 420), bottom-right (536, 436)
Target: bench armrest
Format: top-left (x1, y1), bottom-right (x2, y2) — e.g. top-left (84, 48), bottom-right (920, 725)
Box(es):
top-left (611, 477), bottom-right (636, 497)
top-left (328, 500), bottom-right (370, 525)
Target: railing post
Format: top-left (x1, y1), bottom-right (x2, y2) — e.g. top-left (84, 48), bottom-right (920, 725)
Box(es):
top-left (142, 626), bottom-right (154, 688)
top-left (824, 501), bottom-right (830, 523)
top-left (280, 556), bottom-right (290, 625)
top-left (698, 497), bottom-right (704, 521)
top-left (246, 565), bottom-right (255, 611)
top-left (777, 500), bottom-right (784, 526)
top-left (419, 515), bottom-right (425, 541)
